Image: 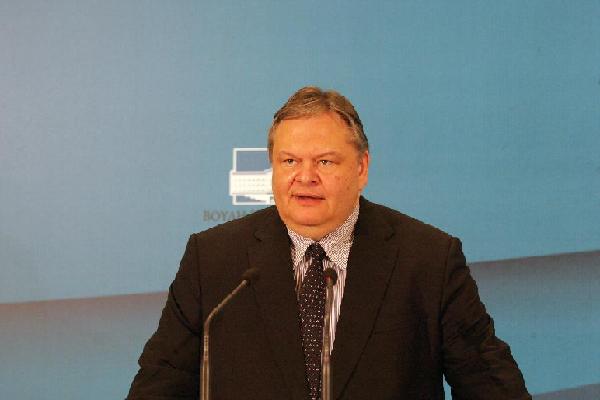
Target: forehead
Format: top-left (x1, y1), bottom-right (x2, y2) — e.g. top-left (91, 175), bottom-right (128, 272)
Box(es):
top-left (273, 112), bottom-right (355, 146)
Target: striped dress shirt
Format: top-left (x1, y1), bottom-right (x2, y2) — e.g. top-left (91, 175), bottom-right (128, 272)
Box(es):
top-left (287, 202), bottom-right (359, 350)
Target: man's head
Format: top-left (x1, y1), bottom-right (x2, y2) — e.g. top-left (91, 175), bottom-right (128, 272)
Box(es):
top-left (269, 86), bottom-right (370, 240)
top-left (268, 86), bottom-right (369, 160)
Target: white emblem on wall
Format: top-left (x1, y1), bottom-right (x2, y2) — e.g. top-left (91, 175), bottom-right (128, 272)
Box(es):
top-left (229, 148), bottom-right (274, 205)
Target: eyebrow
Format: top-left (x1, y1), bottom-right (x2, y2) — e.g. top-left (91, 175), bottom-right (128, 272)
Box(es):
top-left (315, 151), bottom-right (342, 158)
top-left (277, 150), bottom-right (342, 159)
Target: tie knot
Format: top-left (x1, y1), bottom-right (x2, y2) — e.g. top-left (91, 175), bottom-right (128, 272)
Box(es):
top-left (306, 243), bottom-right (326, 262)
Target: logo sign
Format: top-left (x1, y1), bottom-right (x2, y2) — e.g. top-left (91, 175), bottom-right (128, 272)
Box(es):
top-left (229, 148), bottom-right (274, 205)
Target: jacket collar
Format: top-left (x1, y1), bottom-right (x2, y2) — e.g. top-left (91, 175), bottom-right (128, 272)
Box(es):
top-left (331, 197), bottom-right (399, 398)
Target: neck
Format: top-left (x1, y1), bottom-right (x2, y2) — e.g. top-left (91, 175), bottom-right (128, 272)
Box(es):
top-left (285, 224), bottom-right (331, 241)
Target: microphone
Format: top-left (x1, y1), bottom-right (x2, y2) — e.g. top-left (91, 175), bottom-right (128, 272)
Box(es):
top-left (322, 268), bottom-right (338, 400)
top-left (200, 268), bottom-right (260, 400)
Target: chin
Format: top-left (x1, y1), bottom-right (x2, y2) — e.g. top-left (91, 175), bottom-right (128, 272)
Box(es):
top-left (286, 210), bottom-right (327, 226)
top-left (290, 215), bottom-right (324, 226)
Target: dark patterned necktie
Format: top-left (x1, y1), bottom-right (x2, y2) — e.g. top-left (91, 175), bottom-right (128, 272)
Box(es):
top-left (299, 243), bottom-right (327, 400)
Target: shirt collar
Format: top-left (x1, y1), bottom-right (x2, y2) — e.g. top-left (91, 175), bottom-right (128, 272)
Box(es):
top-left (287, 202), bottom-right (360, 269)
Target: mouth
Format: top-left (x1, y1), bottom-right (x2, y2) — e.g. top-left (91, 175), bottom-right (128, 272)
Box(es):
top-left (292, 193), bottom-right (325, 202)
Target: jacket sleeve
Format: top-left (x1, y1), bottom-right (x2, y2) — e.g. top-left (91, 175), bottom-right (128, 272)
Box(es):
top-left (127, 235), bottom-right (202, 400)
top-left (440, 238), bottom-right (531, 400)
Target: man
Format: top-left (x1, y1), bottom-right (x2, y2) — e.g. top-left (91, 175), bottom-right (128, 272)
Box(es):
top-left (128, 87), bottom-right (531, 399)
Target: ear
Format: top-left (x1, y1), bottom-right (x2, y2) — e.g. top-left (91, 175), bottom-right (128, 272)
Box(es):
top-left (357, 150), bottom-right (369, 190)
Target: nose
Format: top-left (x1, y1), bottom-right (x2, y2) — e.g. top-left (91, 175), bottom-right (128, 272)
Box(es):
top-left (295, 161), bottom-right (318, 184)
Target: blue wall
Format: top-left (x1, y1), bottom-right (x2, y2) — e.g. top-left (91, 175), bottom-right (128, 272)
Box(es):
top-left (1, 1), bottom-right (599, 398)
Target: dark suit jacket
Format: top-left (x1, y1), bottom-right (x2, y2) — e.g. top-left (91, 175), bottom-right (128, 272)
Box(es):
top-left (127, 197), bottom-right (530, 400)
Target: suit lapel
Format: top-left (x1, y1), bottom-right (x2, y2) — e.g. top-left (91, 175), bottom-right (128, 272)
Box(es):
top-left (248, 209), bottom-right (308, 400)
top-left (331, 199), bottom-right (399, 399)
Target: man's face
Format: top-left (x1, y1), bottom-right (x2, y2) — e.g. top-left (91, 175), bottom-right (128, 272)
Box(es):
top-left (271, 112), bottom-right (369, 240)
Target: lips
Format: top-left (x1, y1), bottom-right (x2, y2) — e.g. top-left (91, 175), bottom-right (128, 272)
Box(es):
top-left (292, 193), bottom-right (325, 201)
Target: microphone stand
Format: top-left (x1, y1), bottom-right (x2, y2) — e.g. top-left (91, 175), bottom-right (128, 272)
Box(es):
top-left (200, 268), bottom-right (259, 400)
top-left (322, 268), bottom-right (338, 400)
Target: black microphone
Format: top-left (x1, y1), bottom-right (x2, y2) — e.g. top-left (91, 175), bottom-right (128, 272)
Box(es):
top-left (322, 268), bottom-right (338, 400)
top-left (200, 268), bottom-right (260, 400)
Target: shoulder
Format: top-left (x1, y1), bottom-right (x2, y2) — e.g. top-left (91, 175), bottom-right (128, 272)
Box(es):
top-left (359, 199), bottom-right (467, 297)
top-left (189, 206), bottom-right (280, 245)
top-left (181, 206), bottom-right (282, 282)
top-left (360, 197), bottom-right (455, 245)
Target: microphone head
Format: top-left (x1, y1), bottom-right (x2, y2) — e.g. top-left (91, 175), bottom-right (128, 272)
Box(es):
top-left (241, 267), bottom-right (260, 285)
top-left (323, 268), bottom-right (338, 286)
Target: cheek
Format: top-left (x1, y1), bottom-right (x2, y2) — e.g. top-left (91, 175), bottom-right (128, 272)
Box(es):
top-left (326, 174), bottom-right (349, 194)
top-left (273, 170), bottom-right (295, 191)
top-left (329, 174), bottom-right (360, 197)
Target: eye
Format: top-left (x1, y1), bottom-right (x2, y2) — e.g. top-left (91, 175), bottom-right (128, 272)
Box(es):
top-left (283, 158), bottom-right (296, 166)
top-left (319, 159), bottom-right (333, 166)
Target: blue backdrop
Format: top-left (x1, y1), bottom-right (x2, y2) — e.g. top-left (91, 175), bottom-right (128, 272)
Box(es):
top-left (1, 1), bottom-right (599, 398)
